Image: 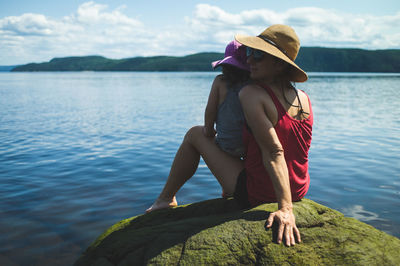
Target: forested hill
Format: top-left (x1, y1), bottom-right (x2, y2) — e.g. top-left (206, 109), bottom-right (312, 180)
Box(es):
top-left (11, 47), bottom-right (400, 72)
top-left (297, 47), bottom-right (399, 72)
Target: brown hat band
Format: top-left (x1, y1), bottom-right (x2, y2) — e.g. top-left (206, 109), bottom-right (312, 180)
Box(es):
top-left (257, 35), bottom-right (288, 57)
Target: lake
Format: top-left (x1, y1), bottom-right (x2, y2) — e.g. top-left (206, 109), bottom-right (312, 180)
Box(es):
top-left (0, 72), bottom-right (399, 265)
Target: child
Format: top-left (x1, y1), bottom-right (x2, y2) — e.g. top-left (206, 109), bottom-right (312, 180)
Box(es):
top-left (203, 40), bottom-right (250, 158)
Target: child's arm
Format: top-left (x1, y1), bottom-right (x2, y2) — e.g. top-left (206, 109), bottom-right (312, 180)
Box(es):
top-left (203, 75), bottom-right (223, 137)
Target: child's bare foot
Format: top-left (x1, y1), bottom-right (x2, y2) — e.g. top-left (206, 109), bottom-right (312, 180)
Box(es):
top-left (221, 190), bottom-right (233, 199)
top-left (146, 196), bottom-right (178, 213)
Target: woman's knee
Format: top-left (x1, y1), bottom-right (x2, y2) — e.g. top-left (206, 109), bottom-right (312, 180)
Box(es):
top-left (184, 125), bottom-right (204, 144)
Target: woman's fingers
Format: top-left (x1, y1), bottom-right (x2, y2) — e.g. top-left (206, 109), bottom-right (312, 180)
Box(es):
top-left (266, 212), bottom-right (275, 228)
top-left (278, 223), bottom-right (285, 244)
top-left (267, 211), bottom-right (300, 246)
top-left (290, 226), bottom-right (296, 246)
top-left (284, 226), bottom-right (290, 246)
top-left (294, 225), bottom-right (301, 243)
top-left (284, 225), bottom-right (296, 246)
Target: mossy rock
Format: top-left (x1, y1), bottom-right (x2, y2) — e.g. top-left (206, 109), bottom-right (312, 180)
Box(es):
top-left (75, 198), bottom-right (400, 265)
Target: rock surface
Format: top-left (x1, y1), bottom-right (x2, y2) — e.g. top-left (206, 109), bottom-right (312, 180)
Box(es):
top-left (75, 198), bottom-right (400, 265)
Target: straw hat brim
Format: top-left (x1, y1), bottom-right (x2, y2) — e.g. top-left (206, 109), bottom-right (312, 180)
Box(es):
top-left (235, 34), bottom-right (308, 82)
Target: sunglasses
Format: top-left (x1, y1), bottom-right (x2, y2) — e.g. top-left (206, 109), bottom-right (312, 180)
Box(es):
top-left (246, 47), bottom-right (265, 61)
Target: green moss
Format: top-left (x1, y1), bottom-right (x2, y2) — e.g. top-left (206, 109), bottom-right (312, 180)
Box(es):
top-left (75, 198), bottom-right (400, 266)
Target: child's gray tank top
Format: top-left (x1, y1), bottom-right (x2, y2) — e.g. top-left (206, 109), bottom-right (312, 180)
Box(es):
top-left (215, 81), bottom-right (247, 158)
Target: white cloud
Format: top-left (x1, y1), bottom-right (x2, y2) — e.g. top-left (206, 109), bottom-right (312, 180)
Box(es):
top-left (75, 2), bottom-right (141, 27)
top-left (0, 13), bottom-right (56, 36)
top-left (0, 1), bottom-right (149, 64)
top-left (0, 2), bottom-right (399, 65)
top-left (284, 8), bottom-right (400, 48)
top-left (186, 5), bottom-right (400, 49)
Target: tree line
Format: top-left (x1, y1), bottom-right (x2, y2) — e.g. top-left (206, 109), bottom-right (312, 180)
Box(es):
top-left (11, 47), bottom-right (400, 73)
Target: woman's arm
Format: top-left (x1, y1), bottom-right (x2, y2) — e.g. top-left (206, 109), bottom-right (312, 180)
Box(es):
top-left (203, 75), bottom-right (222, 137)
top-left (239, 85), bottom-right (301, 246)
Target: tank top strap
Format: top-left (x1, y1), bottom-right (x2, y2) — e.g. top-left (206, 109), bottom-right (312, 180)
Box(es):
top-left (258, 83), bottom-right (286, 116)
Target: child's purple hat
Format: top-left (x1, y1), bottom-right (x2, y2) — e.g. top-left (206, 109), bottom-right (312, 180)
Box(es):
top-left (212, 40), bottom-right (250, 71)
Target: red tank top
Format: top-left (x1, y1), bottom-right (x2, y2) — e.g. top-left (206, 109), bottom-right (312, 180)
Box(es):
top-left (243, 85), bottom-right (313, 206)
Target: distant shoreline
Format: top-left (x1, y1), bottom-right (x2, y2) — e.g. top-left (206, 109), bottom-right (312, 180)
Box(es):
top-left (4, 47), bottom-right (400, 73)
top-left (0, 66), bottom-right (18, 72)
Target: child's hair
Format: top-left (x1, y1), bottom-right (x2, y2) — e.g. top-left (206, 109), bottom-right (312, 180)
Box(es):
top-left (221, 64), bottom-right (250, 86)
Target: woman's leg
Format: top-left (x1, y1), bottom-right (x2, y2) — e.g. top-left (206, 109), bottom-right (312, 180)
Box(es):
top-left (146, 126), bottom-right (244, 212)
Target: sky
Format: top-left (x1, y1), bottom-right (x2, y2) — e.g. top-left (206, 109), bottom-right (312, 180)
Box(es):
top-left (0, 0), bottom-right (399, 65)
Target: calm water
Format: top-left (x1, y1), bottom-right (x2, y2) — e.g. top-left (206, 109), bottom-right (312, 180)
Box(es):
top-left (0, 72), bottom-right (399, 265)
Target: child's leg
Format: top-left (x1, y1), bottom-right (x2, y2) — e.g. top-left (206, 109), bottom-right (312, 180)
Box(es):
top-left (146, 126), bottom-right (244, 212)
top-left (214, 143), bottom-right (244, 198)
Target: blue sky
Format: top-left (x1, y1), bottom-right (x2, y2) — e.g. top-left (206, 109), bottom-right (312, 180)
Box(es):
top-left (1, 0), bottom-right (399, 65)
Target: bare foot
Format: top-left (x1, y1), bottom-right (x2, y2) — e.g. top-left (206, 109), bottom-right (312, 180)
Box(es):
top-left (221, 191), bottom-right (228, 198)
top-left (221, 190), bottom-right (233, 199)
top-left (146, 196), bottom-right (178, 213)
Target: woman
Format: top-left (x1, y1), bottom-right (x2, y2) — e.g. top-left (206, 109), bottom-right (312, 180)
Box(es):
top-left (147, 24), bottom-right (313, 247)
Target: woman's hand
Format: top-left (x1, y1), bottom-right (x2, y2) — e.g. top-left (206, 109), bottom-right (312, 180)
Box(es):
top-left (265, 207), bottom-right (301, 246)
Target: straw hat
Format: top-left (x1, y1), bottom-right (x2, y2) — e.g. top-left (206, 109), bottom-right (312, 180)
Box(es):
top-left (235, 24), bottom-right (308, 82)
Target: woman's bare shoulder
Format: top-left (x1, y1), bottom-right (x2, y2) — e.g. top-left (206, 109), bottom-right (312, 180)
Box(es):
top-left (297, 89), bottom-right (309, 101)
top-left (297, 89), bottom-right (311, 111)
top-left (239, 83), bottom-right (278, 124)
top-left (239, 83), bottom-right (263, 95)
top-left (239, 83), bottom-right (271, 103)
